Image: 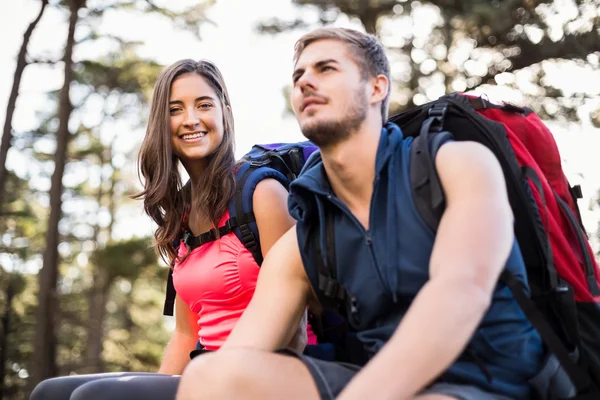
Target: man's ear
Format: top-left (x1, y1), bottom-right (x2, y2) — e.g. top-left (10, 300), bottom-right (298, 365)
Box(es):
top-left (369, 74), bottom-right (389, 106)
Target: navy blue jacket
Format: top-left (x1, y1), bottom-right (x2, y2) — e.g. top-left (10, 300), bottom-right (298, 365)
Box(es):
top-left (288, 122), bottom-right (544, 399)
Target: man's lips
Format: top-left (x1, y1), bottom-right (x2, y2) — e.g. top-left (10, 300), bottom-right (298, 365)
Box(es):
top-left (301, 97), bottom-right (327, 112)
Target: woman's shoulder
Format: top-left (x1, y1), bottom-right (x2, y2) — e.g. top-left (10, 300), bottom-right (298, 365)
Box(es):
top-left (252, 178), bottom-right (289, 209)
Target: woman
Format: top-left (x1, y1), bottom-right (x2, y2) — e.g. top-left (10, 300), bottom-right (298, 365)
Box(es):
top-left (30, 59), bottom-right (306, 400)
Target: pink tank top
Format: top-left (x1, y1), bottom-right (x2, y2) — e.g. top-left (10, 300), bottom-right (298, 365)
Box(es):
top-left (172, 210), bottom-right (317, 350)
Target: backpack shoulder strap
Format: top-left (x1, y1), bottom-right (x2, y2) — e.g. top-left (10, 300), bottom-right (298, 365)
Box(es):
top-left (164, 268), bottom-right (176, 316)
top-left (229, 162), bottom-right (288, 266)
top-left (409, 101), bottom-right (454, 231)
top-left (163, 203), bottom-right (191, 316)
top-left (162, 163), bottom-right (290, 316)
top-left (408, 97), bottom-right (599, 395)
top-left (500, 269), bottom-right (596, 395)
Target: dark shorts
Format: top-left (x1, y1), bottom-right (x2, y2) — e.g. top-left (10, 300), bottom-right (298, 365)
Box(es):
top-left (279, 350), bottom-right (514, 400)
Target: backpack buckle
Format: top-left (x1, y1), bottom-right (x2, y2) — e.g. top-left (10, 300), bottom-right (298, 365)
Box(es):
top-left (426, 102), bottom-right (448, 134)
top-left (319, 275), bottom-right (346, 300)
top-left (181, 230), bottom-right (192, 247)
top-left (428, 103), bottom-right (447, 118)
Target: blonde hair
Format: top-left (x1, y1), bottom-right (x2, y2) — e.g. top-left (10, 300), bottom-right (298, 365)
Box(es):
top-left (293, 27), bottom-right (391, 120)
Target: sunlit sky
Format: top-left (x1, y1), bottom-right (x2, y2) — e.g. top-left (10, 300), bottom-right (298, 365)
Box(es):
top-left (1, 0), bottom-right (599, 265)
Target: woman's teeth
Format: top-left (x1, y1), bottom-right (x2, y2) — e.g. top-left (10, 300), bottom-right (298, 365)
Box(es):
top-left (182, 132), bottom-right (206, 140)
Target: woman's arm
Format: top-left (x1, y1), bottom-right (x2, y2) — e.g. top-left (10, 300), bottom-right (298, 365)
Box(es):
top-left (158, 295), bottom-right (199, 375)
top-left (252, 178), bottom-right (297, 257)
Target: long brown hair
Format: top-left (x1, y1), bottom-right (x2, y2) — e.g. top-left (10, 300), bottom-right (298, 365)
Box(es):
top-left (133, 59), bottom-right (236, 266)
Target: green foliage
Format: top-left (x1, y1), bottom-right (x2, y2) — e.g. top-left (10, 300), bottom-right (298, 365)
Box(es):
top-left (0, 0), bottom-right (216, 393)
top-left (75, 55), bottom-right (163, 100)
top-left (260, 0), bottom-right (600, 120)
top-left (0, 272), bottom-right (38, 400)
top-left (90, 238), bottom-right (156, 280)
top-left (103, 266), bottom-right (171, 372)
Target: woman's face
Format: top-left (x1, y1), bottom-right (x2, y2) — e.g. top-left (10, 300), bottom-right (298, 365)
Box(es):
top-left (169, 72), bottom-right (225, 167)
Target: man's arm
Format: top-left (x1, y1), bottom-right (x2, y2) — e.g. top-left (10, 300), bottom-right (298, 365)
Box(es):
top-left (338, 141), bottom-right (515, 400)
top-left (222, 225), bottom-right (313, 352)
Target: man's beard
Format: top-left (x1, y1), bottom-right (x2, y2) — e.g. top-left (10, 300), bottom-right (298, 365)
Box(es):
top-left (299, 88), bottom-right (368, 148)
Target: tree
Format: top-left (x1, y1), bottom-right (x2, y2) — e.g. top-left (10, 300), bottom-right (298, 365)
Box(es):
top-left (69, 51), bottom-right (162, 373)
top-left (27, 0), bottom-right (215, 386)
top-left (0, 269), bottom-right (28, 400)
top-left (0, 169), bottom-right (42, 399)
top-left (31, 0), bottom-right (87, 387)
top-left (0, 0), bottom-right (48, 212)
top-left (259, 0), bottom-right (600, 119)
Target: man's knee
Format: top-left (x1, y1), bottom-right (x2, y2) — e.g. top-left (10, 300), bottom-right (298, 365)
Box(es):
top-left (177, 349), bottom-right (266, 400)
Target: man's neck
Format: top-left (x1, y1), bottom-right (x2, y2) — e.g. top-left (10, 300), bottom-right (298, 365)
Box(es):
top-left (320, 116), bottom-right (383, 214)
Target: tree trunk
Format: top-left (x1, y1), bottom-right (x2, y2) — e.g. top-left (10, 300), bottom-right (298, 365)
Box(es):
top-left (30, 0), bottom-right (86, 389)
top-left (357, 0), bottom-right (378, 34)
top-left (82, 268), bottom-right (112, 374)
top-left (0, 0), bottom-right (48, 212)
top-left (82, 144), bottom-right (114, 374)
top-left (0, 277), bottom-right (16, 400)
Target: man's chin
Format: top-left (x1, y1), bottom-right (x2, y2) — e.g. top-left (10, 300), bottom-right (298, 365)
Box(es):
top-left (299, 118), bottom-right (330, 135)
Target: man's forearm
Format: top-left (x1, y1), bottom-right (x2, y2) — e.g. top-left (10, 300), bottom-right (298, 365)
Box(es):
top-left (222, 280), bottom-right (309, 352)
top-left (338, 277), bottom-right (490, 400)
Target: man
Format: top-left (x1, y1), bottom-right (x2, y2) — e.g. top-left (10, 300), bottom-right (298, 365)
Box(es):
top-left (176, 27), bottom-right (545, 400)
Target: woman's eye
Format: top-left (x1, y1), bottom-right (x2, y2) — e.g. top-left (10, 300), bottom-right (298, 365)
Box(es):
top-left (198, 103), bottom-right (212, 109)
top-left (169, 108), bottom-right (180, 113)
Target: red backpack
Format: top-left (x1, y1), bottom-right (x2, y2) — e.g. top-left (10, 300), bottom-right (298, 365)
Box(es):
top-left (389, 93), bottom-right (600, 399)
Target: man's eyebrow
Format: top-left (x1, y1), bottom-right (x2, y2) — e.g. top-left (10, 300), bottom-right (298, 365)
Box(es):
top-left (314, 59), bottom-right (339, 68)
top-left (292, 59), bottom-right (339, 80)
top-left (292, 67), bottom-right (305, 80)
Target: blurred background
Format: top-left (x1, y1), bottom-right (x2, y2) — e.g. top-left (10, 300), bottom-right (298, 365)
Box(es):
top-left (0, 0), bottom-right (598, 398)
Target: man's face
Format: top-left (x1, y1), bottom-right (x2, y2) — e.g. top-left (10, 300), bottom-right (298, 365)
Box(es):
top-left (291, 39), bottom-right (369, 147)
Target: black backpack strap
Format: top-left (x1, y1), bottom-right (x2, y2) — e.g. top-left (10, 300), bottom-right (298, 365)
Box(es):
top-left (228, 162), bottom-right (289, 267)
top-left (233, 164), bottom-right (263, 265)
top-left (163, 216), bottom-right (240, 317)
top-left (553, 192), bottom-right (600, 296)
top-left (164, 268), bottom-right (176, 316)
top-left (521, 166), bottom-right (558, 290)
top-left (310, 203), bottom-right (355, 317)
top-left (181, 219), bottom-right (238, 252)
top-left (569, 184), bottom-right (587, 235)
top-left (500, 269), bottom-right (596, 395)
top-left (410, 101), bottom-right (454, 231)
top-left (317, 210), bottom-right (348, 302)
top-left (163, 203), bottom-right (191, 317)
